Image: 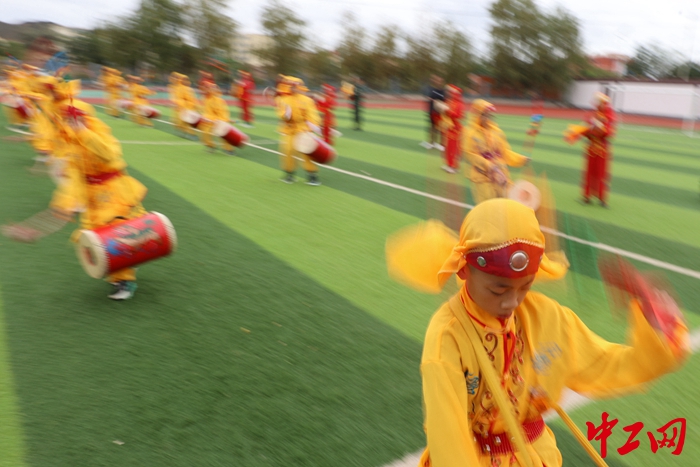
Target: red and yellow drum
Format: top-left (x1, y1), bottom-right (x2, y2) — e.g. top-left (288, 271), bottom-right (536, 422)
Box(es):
top-left (76, 212), bottom-right (177, 279)
top-left (213, 120), bottom-right (248, 147)
top-left (138, 105), bottom-right (160, 119)
top-left (180, 110), bottom-right (203, 128)
top-left (117, 99), bottom-right (133, 111)
top-left (293, 131), bottom-right (336, 164)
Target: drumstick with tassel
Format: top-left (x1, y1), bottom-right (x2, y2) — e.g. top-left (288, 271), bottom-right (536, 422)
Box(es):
top-left (523, 114), bottom-right (543, 158)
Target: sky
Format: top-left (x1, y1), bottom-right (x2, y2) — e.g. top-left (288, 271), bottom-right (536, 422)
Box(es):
top-left (3, 0), bottom-right (700, 60)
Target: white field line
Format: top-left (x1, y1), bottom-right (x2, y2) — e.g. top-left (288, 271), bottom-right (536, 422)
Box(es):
top-left (244, 141), bottom-right (700, 282)
top-left (121, 140), bottom-right (199, 145)
top-left (6, 127), bottom-right (32, 136)
top-left (384, 327), bottom-right (700, 467)
top-left (98, 104), bottom-right (700, 282)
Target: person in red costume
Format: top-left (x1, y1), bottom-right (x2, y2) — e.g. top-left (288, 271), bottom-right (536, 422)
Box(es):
top-left (581, 92), bottom-right (616, 207)
top-left (233, 70), bottom-right (255, 128)
top-left (197, 71), bottom-right (215, 94)
top-left (441, 84), bottom-right (465, 174)
top-left (315, 84), bottom-right (337, 145)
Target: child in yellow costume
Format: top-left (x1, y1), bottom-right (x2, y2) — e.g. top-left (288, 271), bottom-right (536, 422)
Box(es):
top-left (99, 67), bottom-right (127, 118)
top-left (464, 100), bottom-right (529, 204)
top-left (386, 199), bottom-right (688, 467)
top-left (174, 75), bottom-right (199, 139)
top-left (127, 75), bottom-right (155, 127)
top-left (20, 79), bottom-right (147, 300)
top-left (168, 72), bottom-right (186, 136)
top-left (276, 77), bottom-right (322, 186)
top-left (199, 83), bottom-right (234, 155)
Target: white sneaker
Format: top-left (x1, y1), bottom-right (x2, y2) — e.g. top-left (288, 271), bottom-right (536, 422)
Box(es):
top-left (420, 141), bottom-right (433, 149)
top-left (108, 281), bottom-right (137, 300)
top-left (434, 144), bottom-right (445, 151)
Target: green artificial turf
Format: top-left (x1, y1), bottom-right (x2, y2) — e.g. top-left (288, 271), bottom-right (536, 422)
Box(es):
top-left (0, 120), bottom-right (426, 466)
top-left (3, 100), bottom-right (700, 467)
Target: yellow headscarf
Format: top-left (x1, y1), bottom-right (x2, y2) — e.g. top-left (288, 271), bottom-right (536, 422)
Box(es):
top-left (467, 98), bottom-right (497, 130)
top-left (287, 76), bottom-right (309, 92)
top-left (386, 198), bottom-right (568, 293)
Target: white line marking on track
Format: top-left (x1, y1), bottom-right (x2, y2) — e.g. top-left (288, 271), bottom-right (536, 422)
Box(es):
top-left (6, 127), bottom-right (32, 136)
top-left (120, 140), bottom-right (200, 145)
top-left (244, 141), bottom-right (700, 281)
top-left (97, 103), bottom-right (700, 282)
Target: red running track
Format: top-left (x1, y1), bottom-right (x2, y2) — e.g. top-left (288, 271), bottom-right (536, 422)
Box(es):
top-left (84, 96), bottom-right (687, 130)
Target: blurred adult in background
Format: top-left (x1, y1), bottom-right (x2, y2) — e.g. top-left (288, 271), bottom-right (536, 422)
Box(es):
top-left (232, 70), bottom-right (255, 128)
top-left (342, 77), bottom-right (364, 131)
top-left (581, 92), bottom-right (616, 207)
top-left (441, 84), bottom-right (465, 174)
top-left (463, 99), bottom-right (529, 204)
top-left (421, 74), bottom-right (445, 150)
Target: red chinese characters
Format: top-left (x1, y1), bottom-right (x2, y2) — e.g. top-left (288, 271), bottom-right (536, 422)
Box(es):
top-left (586, 413), bottom-right (686, 458)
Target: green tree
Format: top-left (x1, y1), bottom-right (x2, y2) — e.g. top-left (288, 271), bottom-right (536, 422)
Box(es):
top-left (371, 24), bottom-right (401, 90)
top-left (489, 0), bottom-right (584, 97)
top-left (337, 12), bottom-right (374, 83)
top-left (627, 44), bottom-right (682, 79)
top-left (433, 21), bottom-right (473, 88)
top-left (256, 0), bottom-right (307, 76)
top-left (186, 0), bottom-right (237, 59)
top-left (68, 30), bottom-right (106, 65)
top-left (403, 29), bottom-right (439, 91)
top-left (306, 48), bottom-right (340, 86)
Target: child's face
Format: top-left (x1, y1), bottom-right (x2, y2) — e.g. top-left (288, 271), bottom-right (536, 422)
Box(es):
top-left (463, 265), bottom-right (535, 320)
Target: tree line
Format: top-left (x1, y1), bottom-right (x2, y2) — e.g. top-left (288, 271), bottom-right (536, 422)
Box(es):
top-left (5, 0), bottom-right (697, 97)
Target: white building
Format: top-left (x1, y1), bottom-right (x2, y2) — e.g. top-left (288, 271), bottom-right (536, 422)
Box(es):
top-left (232, 34), bottom-right (273, 67)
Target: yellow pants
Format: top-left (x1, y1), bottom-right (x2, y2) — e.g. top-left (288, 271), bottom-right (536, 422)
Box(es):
top-left (130, 99), bottom-right (152, 127)
top-left (173, 108), bottom-right (193, 136)
top-left (199, 121), bottom-right (233, 151)
top-left (280, 133), bottom-right (317, 173)
top-left (106, 92), bottom-right (122, 117)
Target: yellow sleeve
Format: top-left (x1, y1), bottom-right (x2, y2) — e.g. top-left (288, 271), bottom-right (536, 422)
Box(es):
top-left (304, 97), bottom-right (321, 126)
top-left (275, 96), bottom-right (291, 121)
top-left (462, 129), bottom-right (493, 174)
top-left (422, 360), bottom-right (482, 466)
top-left (564, 302), bottom-right (686, 398)
top-left (75, 118), bottom-right (123, 164)
top-left (217, 98), bottom-right (229, 121)
top-left (495, 129), bottom-right (528, 167)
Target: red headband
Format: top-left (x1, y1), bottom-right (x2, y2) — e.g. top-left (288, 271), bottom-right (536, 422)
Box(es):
top-left (466, 240), bottom-right (543, 278)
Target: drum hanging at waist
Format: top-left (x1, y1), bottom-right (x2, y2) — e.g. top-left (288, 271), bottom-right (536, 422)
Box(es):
top-left (292, 131), bottom-right (336, 165)
top-left (212, 121), bottom-right (248, 147)
top-left (76, 212), bottom-right (177, 279)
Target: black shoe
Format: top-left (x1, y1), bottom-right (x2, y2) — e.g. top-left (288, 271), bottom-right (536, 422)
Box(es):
top-left (280, 173), bottom-right (295, 184)
top-left (306, 173), bottom-right (321, 186)
top-left (600, 200), bottom-right (608, 208)
top-left (581, 197), bottom-right (590, 205)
